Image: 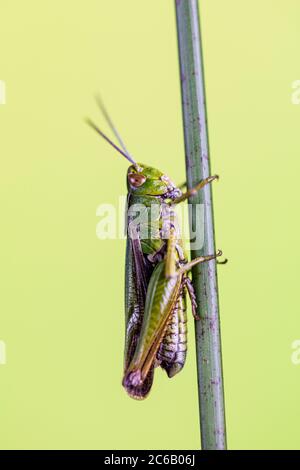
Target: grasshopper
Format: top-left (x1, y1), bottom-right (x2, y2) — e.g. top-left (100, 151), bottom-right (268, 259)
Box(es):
top-left (87, 100), bottom-right (223, 399)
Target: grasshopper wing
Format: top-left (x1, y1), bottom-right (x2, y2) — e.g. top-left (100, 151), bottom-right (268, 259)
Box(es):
top-left (123, 261), bottom-right (182, 399)
top-left (124, 223), bottom-right (155, 399)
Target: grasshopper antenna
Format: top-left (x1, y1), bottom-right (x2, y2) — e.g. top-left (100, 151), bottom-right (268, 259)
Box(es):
top-left (95, 95), bottom-right (133, 160)
top-left (85, 117), bottom-right (139, 169)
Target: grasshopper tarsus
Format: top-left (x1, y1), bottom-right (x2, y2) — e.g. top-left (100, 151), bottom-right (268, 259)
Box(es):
top-left (218, 258), bottom-right (228, 265)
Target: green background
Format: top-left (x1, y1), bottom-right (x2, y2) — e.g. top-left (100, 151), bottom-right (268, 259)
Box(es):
top-left (0, 0), bottom-right (300, 450)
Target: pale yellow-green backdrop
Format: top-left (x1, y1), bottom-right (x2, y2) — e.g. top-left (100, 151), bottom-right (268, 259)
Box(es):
top-left (0, 0), bottom-right (299, 450)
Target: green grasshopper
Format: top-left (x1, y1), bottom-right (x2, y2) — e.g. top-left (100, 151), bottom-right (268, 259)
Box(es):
top-left (87, 100), bottom-right (223, 400)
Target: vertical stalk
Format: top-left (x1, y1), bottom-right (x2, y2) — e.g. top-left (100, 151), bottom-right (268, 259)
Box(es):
top-left (175, 0), bottom-right (227, 449)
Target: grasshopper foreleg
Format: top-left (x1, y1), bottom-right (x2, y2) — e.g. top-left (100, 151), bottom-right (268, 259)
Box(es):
top-left (172, 175), bottom-right (219, 205)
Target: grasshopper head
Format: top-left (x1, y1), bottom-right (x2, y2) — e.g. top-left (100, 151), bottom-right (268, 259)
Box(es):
top-left (127, 164), bottom-right (178, 197)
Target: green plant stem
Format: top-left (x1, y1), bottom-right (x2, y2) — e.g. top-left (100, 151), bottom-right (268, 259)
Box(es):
top-left (175, 0), bottom-right (227, 450)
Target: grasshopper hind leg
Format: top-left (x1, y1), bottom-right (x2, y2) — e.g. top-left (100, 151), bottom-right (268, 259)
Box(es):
top-left (184, 276), bottom-right (199, 320)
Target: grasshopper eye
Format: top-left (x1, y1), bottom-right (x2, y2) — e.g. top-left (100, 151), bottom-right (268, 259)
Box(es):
top-left (128, 173), bottom-right (146, 187)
